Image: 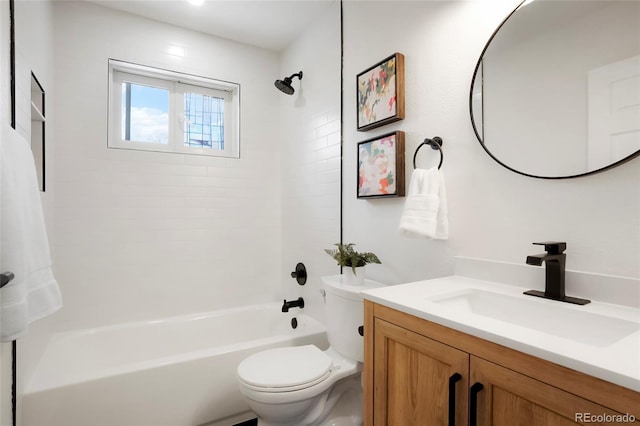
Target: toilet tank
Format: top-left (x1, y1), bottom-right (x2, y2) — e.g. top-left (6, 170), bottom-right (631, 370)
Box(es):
top-left (321, 275), bottom-right (385, 362)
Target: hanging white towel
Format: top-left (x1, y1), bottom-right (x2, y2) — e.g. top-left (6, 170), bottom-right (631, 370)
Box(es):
top-left (398, 167), bottom-right (449, 239)
top-left (1, 129), bottom-right (62, 341)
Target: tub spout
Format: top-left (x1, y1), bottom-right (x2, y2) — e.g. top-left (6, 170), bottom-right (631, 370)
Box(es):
top-left (282, 297), bottom-right (304, 312)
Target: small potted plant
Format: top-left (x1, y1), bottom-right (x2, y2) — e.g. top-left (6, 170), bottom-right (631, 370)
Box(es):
top-left (324, 243), bottom-right (381, 286)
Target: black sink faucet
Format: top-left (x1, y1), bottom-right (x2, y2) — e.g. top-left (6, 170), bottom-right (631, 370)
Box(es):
top-left (523, 242), bottom-right (590, 305)
top-left (282, 297), bottom-right (305, 312)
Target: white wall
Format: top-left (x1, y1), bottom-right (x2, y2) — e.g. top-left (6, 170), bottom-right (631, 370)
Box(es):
top-left (47, 2), bottom-right (282, 333)
top-left (279, 2), bottom-right (341, 323)
top-left (18, 0), bottom-right (56, 240)
top-left (9, 0), bottom-right (56, 223)
top-left (343, 0), bottom-right (640, 286)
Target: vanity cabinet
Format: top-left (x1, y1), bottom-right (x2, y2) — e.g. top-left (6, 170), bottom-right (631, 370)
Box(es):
top-left (364, 301), bottom-right (640, 426)
top-left (372, 318), bottom-right (469, 424)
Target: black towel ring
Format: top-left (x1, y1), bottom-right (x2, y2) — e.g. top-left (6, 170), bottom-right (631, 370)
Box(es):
top-left (413, 136), bottom-right (444, 169)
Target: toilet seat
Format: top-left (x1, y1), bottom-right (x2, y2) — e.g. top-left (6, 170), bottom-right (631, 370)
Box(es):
top-left (237, 345), bottom-right (333, 393)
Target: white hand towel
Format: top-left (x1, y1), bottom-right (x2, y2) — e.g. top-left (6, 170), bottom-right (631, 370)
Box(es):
top-left (1, 129), bottom-right (62, 341)
top-left (398, 167), bottom-right (448, 239)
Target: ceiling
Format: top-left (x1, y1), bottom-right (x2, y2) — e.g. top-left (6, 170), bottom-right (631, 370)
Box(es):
top-left (87, 0), bottom-right (336, 51)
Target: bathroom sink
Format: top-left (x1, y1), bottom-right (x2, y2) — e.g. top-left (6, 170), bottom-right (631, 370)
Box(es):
top-left (426, 289), bottom-right (640, 347)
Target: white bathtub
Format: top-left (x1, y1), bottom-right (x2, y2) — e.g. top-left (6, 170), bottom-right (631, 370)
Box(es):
top-left (23, 302), bottom-right (328, 426)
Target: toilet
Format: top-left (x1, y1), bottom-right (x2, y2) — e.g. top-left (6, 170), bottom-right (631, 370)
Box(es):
top-left (236, 275), bottom-right (384, 426)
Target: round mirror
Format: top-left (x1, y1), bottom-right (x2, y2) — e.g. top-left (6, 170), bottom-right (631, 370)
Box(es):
top-left (470, 0), bottom-right (640, 179)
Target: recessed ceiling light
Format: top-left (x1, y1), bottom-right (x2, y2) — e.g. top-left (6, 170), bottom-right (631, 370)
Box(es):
top-left (187, 0), bottom-right (205, 5)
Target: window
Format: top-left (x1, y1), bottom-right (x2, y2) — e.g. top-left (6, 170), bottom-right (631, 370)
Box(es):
top-left (108, 60), bottom-right (239, 158)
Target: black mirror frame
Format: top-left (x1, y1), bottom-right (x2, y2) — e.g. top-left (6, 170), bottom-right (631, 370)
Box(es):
top-left (469, 0), bottom-right (640, 180)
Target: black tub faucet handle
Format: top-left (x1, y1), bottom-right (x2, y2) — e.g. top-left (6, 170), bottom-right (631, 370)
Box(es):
top-left (290, 263), bottom-right (307, 285)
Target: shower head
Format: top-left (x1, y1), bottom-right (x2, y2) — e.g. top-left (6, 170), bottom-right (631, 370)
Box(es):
top-left (275, 71), bottom-right (303, 95)
top-left (275, 78), bottom-right (295, 95)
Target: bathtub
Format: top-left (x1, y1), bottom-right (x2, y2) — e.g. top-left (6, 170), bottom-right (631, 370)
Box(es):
top-left (23, 302), bottom-right (328, 426)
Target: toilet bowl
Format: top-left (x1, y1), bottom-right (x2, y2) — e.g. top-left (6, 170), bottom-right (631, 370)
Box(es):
top-left (238, 345), bottom-right (362, 426)
top-left (236, 275), bottom-right (384, 426)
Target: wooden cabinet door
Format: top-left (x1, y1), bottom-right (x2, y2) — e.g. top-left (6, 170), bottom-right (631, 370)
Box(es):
top-left (470, 356), bottom-right (639, 426)
top-left (372, 318), bottom-right (469, 426)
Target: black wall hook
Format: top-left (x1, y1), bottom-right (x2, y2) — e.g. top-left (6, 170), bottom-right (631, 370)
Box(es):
top-left (413, 136), bottom-right (444, 169)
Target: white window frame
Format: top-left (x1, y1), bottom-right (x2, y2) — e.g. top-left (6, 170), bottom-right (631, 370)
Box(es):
top-left (108, 59), bottom-right (240, 158)
top-left (110, 70), bottom-right (174, 152)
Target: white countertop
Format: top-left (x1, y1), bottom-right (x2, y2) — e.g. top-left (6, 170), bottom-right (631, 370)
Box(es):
top-left (362, 275), bottom-right (640, 392)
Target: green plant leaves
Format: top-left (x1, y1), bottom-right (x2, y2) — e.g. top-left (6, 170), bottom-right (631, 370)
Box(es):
top-left (324, 243), bottom-right (381, 273)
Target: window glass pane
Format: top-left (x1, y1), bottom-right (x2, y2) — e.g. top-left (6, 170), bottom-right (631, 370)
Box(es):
top-left (184, 92), bottom-right (224, 150)
top-left (121, 82), bottom-right (169, 144)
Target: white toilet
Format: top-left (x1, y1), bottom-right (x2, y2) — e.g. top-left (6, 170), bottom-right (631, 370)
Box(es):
top-left (236, 275), bottom-right (384, 426)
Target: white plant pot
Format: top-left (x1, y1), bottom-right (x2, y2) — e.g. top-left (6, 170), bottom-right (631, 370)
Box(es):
top-left (343, 266), bottom-right (365, 286)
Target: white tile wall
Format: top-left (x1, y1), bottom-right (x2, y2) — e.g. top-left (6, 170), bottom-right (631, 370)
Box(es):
top-left (13, 0), bottom-right (56, 234)
top-left (279, 3), bottom-right (342, 323)
top-left (48, 1), bottom-right (283, 332)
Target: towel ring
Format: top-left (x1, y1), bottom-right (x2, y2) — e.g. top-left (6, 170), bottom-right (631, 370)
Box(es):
top-left (413, 137), bottom-right (443, 169)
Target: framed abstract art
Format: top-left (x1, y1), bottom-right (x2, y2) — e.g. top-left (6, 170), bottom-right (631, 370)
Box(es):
top-left (357, 131), bottom-right (405, 198)
top-left (356, 53), bottom-right (405, 131)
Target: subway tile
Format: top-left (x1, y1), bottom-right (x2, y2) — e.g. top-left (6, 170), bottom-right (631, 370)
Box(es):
top-left (315, 118), bottom-right (340, 139)
top-left (327, 131), bottom-right (341, 147)
top-left (316, 144), bottom-right (340, 161)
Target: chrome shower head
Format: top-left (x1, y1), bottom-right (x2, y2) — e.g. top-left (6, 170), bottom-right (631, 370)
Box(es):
top-left (275, 71), bottom-right (303, 95)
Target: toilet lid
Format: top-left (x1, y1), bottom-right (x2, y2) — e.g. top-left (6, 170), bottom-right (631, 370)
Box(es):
top-left (237, 345), bottom-right (332, 390)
